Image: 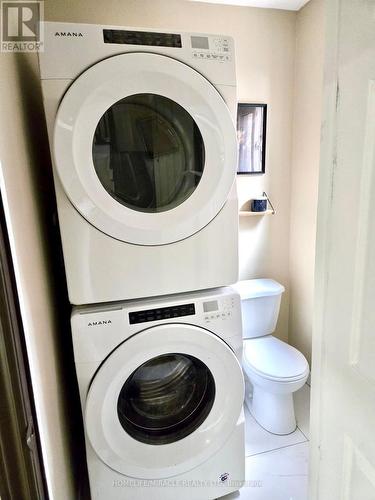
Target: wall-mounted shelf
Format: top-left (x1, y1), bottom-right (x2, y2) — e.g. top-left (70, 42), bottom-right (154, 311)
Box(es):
top-left (239, 209), bottom-right (274, 217)
top-left (239, 192), bottom-right (276, 217)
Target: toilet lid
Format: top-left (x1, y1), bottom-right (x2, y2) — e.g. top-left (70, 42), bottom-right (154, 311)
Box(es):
top-left (243, 336), bottom-right (309, 380)
top-left (232, 279), bottom-right (285, 300)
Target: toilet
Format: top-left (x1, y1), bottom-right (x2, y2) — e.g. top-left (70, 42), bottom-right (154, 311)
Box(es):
top-left (233, 279), bottom-right (309, 435)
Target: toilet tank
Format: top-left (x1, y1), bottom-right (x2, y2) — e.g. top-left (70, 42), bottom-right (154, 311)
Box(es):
top-left (232, 279), bottom-right (285, 339)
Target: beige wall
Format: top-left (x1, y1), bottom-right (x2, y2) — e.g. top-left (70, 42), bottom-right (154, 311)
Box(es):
top-left (44, 0), bottom-right (296, 342)
top-left (0, 54), bottom-right (76, 498)
top-left (288, 0), bottom-right (325, 363)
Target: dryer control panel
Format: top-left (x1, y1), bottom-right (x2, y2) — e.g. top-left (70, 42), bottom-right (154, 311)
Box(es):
top-left (101, 29), bottom-right (232, 61)
top-left (191, 35), bottom-right (232, 62)
top-left (103, 29), bottom-right (182, 47)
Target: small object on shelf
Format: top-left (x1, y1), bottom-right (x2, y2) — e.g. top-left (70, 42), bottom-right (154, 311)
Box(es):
top-left (251, 196), bottom-right (267, 212)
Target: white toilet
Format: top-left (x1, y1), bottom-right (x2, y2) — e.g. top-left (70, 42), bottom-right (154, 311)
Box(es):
top-left (233, 279), bottom-right (309, 435)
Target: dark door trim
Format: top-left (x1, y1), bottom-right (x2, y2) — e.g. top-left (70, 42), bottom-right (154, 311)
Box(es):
top-left (0, 194), bottom-right (47, 499)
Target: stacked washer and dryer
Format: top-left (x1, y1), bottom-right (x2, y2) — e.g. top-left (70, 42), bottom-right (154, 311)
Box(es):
top-left (39, 22), bottom-right (244, 500)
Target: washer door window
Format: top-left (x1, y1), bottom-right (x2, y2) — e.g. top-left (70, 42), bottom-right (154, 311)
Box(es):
top-left (54, 52), bottom-right (237, 245)
top-left (117, 353), bottom-right (215, 445)
top-left (85, 324), bottom-right (244, 479)
top-left (93, 94), bottom-right (204, 214)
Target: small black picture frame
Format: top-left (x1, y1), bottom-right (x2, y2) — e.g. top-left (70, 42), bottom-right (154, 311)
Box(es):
top-left (237, 103), bottom-right (267, 174)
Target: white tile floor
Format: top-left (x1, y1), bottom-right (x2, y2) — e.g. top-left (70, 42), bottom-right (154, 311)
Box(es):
top-left (221, 384), bottom-right (310, 500)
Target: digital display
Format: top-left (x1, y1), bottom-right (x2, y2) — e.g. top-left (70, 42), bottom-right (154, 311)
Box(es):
top-left (203, 300), bottom-right (219, 313)
top-left (191, 36), bottom-right (209, 50)
top-left (103, 29), bottom-right (182, 48)
top-left (129, 303), bottom-right (195, 325)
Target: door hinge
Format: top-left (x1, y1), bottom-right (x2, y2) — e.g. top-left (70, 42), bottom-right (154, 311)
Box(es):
top-left (26, 420), bottom-right (36, 451)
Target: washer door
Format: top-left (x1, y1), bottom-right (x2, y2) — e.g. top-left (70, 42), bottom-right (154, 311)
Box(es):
top-left (53, 52), bottom-right (237, 245)
top-left (85, 324), bottom-right (244, 479)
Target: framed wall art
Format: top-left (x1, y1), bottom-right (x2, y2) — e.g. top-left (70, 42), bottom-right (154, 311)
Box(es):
top-left (237, 103), bottom-right (267, 174)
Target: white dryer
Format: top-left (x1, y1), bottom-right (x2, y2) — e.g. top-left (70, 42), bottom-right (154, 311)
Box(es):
top-left (39, 22), bottom-right (239, 305)
top-left (71, 287), bottom-right (245, 500)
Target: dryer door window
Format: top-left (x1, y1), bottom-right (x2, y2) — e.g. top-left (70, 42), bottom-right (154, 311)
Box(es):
top-left (93, 94), bottom-right (204, 213)
top-left (117, 353), bottom-right (215, 445)
top-left (54, 52), bottom-right (237, 245)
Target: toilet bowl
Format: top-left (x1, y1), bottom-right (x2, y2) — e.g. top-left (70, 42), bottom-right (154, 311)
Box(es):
top-left (233, 279), bottom-right (309, 435)
top-left (243, 335), bottom-right (309, 434)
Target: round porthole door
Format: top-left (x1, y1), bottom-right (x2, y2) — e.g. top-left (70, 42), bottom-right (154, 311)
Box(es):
top-left (84, 324), bottom-right (244, 479)
top-left (54, 52), bottom-right (238, 246)
top-left (117, 352), bottom-right (216, 446)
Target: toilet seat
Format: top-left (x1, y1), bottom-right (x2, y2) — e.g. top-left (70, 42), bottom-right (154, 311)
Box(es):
top-left (243, 336), bottom-right (309, 382)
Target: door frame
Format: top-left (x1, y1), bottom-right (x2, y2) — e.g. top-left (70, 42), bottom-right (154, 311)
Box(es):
top-left (310, 0), bottom-right (340, 495)
top-left (0, 195), bottom-right (47, 499)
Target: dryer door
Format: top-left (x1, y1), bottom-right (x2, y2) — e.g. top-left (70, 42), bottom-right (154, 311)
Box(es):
top-left (85, 323), bottom-right (244, 479)
top-left (53, 52), bottom-right (237, 246)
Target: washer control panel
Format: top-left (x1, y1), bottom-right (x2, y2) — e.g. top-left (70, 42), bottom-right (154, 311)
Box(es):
top-left (203, 295), bottom-right (236, 325)
top-left (191, 35), bottom-right (232, 62)
top-left (127, 294), bottom-right (236, 327)
top-left (129, 303), bottom-right (195, 324)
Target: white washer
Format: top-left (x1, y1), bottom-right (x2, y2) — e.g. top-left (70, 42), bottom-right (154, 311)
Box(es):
top-left (39, 23), bottom-right (239, 305)
top-left (71, 287), bottom-right (245, 500)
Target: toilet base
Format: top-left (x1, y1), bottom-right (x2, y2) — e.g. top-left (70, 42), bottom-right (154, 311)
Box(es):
top-left (248, 387), bottom-right (297, 435)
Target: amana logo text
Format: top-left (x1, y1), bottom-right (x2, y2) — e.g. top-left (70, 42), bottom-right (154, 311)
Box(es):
top-left (88, 320), bottom-right (112, 327)
top-left (54, 32), bottom-right (83, 37)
